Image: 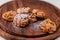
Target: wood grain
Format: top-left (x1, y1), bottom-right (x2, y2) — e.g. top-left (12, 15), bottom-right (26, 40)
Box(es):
top-left (0, 0), bottom-right (60, 40)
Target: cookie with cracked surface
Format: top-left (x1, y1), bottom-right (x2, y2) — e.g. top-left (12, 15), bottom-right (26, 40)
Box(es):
top-left (2, 10), bottom-right (16, 21)
top-left (13, 14), bottom-right (29, 27)
top-left (39, 18), bottom-right (56, 33)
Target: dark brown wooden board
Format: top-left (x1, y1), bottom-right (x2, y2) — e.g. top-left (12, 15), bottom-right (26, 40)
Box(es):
top-left (0, 0), bottom-right (60, 40)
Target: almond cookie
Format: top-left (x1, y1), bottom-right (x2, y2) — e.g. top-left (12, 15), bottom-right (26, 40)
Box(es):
top-left (32, 9), bottom-right (45, 18)
top-left (2, 10), bottom-right (16, 21)
top-left (13, 14), bottom-right (29, 27)
top-left (17, 7), bottom-right (30, 14)
top-left (39, 18), bottom-right (56, 33)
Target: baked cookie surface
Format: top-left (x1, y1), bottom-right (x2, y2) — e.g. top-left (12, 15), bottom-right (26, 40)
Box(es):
top-left (2, 10), bottom-right (16, 21)
top-left (39, 19), bottom-right (56, 33)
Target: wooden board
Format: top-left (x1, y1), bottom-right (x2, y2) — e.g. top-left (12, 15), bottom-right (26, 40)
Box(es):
top-left (0, 0), bottom-right (60, 40)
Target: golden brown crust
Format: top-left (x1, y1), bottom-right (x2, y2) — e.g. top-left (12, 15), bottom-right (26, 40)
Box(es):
top-left (39, 18), bottom-right (56, 33)
top-left (32, 9), bottom-right (46, 18)
top-left (2, 10), bottom-right (16, 21)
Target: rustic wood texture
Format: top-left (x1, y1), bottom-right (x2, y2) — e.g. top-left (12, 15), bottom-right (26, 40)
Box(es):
top-left (0, 0), bottom-right (60, 40)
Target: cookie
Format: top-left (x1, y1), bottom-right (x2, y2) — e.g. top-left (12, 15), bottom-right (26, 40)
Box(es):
top-left (39, 18), bottom-right (56, 33)
top-left (2, 10), bottom-right (16, 21)
top-left (13, 14), bottom-right (29, 27)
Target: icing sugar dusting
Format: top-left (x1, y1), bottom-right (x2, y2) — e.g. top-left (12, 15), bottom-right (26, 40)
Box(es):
top-left (14, 14), bottom-right (29, 22)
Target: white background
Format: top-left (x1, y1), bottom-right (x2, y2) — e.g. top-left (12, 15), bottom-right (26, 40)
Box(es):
top-left (0, 0), bottom-right (60, 40)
